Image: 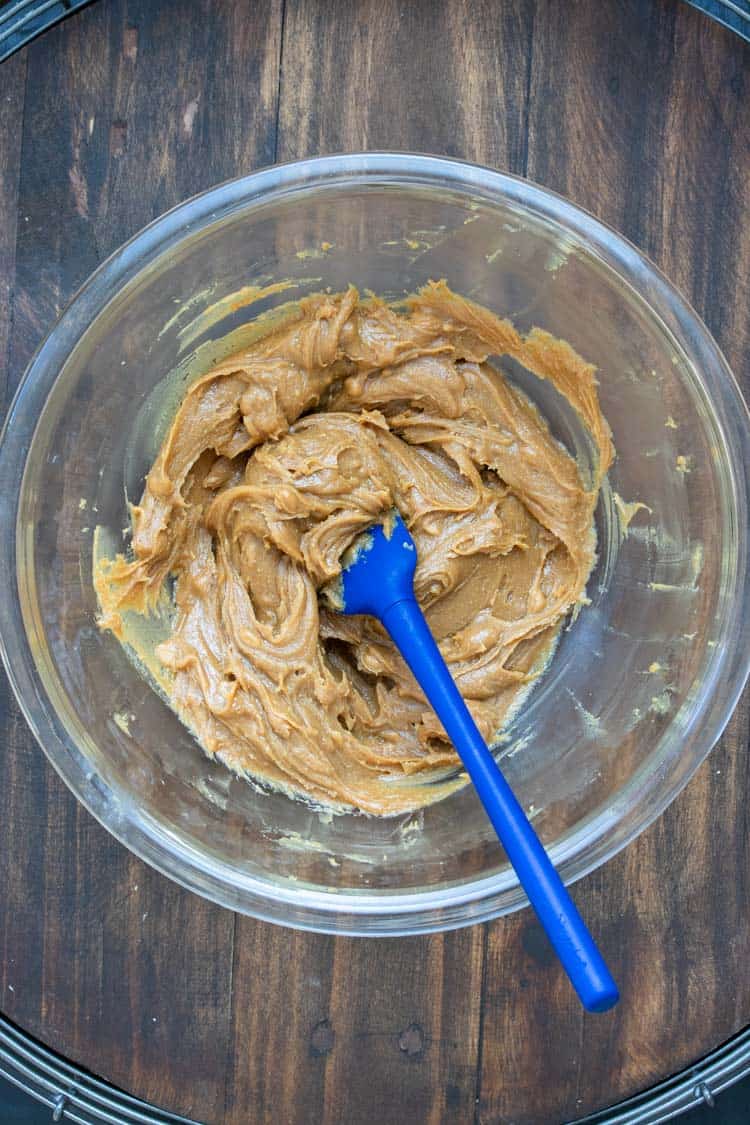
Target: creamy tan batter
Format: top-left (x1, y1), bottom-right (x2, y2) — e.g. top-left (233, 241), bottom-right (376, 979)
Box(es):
top-left (96, 282), bottom-right (613, 815)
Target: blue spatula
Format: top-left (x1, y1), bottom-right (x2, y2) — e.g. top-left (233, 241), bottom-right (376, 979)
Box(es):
top-left (337, 512), bottom-right (619, 1013)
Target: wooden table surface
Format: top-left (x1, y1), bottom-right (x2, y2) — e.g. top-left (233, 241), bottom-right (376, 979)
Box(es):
top-left (0, 2), bottom-right (748, 1123)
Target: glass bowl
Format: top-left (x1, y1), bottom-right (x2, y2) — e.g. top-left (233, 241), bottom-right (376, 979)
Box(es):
top-left (0, 154), bottom-right (748, 935)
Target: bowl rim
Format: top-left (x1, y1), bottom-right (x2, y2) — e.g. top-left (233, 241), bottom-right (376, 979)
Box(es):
top-left (1, 151), bottom-right (749, 935)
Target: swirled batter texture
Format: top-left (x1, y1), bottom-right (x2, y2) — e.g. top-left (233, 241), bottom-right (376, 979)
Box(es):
top-left (96, 283), bottom-right (613, 815)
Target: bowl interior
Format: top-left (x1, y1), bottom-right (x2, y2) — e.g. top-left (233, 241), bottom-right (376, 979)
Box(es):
top-left (5, 161), bottom-right (747, 931)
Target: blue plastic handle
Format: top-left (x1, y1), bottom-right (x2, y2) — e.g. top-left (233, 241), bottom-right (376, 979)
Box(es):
top-left (341, 516), bottom-right (619, 1013)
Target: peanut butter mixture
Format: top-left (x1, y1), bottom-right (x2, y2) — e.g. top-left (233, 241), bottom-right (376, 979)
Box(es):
top-left (96, 282), bottom-right (613, 815)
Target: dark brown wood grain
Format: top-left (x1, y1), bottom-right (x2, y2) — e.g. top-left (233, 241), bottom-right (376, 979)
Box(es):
top-left (0, 51), bottom-right (25, 406)
top-left (0, 1), bottom-right (748, 1123)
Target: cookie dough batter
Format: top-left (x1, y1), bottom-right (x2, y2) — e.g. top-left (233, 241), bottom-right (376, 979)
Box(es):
top-left (96, 282), bottom-right (613, 815)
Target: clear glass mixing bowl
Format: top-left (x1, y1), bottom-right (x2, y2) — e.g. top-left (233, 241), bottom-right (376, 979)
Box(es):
top-left (0, 154), bottom-right (748, 935)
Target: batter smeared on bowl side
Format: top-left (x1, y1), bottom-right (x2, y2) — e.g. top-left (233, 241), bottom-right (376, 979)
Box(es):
top-left (96, 282), bottom-right (613, 815)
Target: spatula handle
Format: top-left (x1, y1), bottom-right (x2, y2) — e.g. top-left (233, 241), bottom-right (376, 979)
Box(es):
top-left (382, 597), bottom-right (619, 1013)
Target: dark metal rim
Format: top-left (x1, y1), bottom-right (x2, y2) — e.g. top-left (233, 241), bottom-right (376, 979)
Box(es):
top-left (684, 0), bottom-right (750, 40)
top-left (1, 1013), bottom-right (749, 1124)
top-left (0, 0), bottom-right (94, 62)
top-left (578, 1026), bottom-right (750, 1123)
top-left (0, 1015), bottom-right (196, 1124)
